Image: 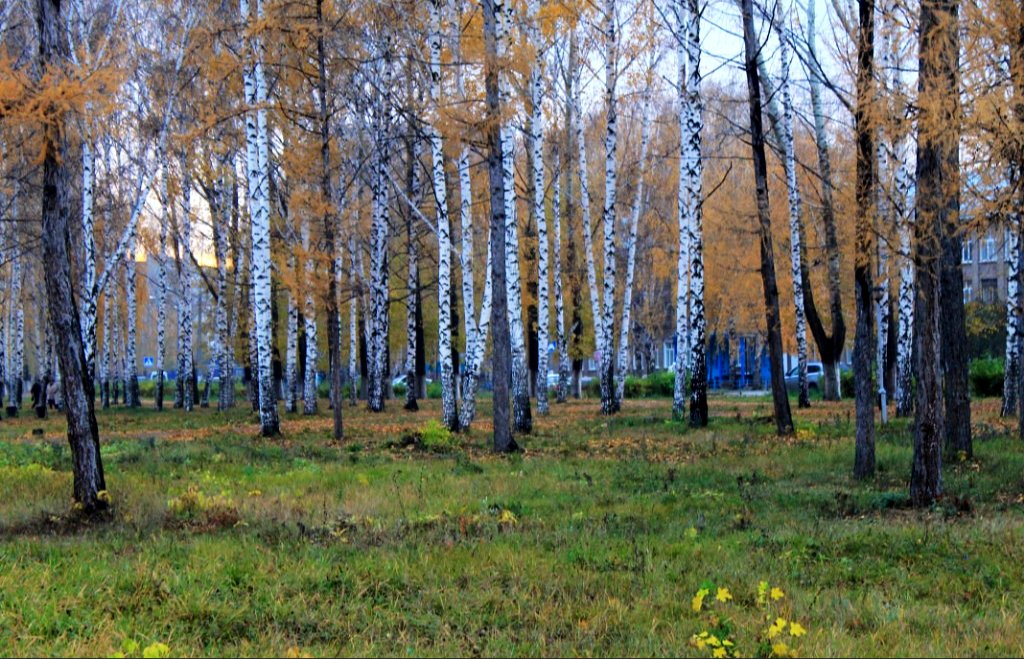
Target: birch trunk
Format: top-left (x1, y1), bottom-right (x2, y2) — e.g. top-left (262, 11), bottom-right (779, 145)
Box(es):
top-left (302, 220), bottom-right (319, 415)
top-left (124, 231), bottom-right (139, 408)
top-left (213, 181), bottom-right (233, 410)
top-left (404, 136), bottom-right (422, 412)
top-left (241, 0), bottom-right (280, 435)
top-left (80, 141), bottom-right (98, 384)
top-left (597, 0), bottom-right (620, 415)
top-left (552, 151), bottom-right (570, 404)
top-left (616, 89), bottom-right (653, 403)
top-left (348, 230), bottom-right (360, 406)
top-left (178, 162), bottom-right (195, 412)
top-left (429, 0), bottom-right (459, 430)
top-left (683, 0), bottom-right (708, 427)
top-left (155, 163), bottom-right (168, 410)
top-left (285, 259), bottom-right (298, 413)
top-left (672, 5), bottom-right (690, 418)
top-left (528, 0), bottom-right (551, 416)
top-left (894, 136), bottom-right (915, 417)
top-left (779, 26), bottom-right (810, 409)
top-left (455, 3), bottom-right (492, 431)
top-left (1004, 216), bottom-right (1022, 417)
top-left (499, 0), bottom-right (531, 434)
top-left (368, 45), bottom-right (393, 413)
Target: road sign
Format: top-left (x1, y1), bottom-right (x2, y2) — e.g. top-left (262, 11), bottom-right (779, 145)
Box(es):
top-left (143, 356), bottom-right (154, 367)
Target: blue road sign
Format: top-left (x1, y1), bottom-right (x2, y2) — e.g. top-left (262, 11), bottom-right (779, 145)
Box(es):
top-left (143, 356), bottom-right (154, 368)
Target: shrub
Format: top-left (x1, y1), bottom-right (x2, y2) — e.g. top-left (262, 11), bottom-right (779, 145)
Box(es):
top-left (970, 356), bottom-right (1004, 397)
top-left (419, 419), bottom-right (460, 453)
top-left (166, 485), bottom-right (240, 529)
top-left (393, 382), bottom-right (407, 397)
top-left (426, 381), bottom-right (442, 399)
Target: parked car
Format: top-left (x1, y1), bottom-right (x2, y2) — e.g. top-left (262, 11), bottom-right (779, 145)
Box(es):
top-left (784, 361), bottom-right (824, 392)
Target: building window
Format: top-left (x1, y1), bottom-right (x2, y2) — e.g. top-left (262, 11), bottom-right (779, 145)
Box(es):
top-left (962, 239), bottom-right (974, 263)
top-left (981, 278), bottom-right (998, 304)
top-left (980, 234), bottom-right (998, 262)
top-left (964, 285), bottom-right (973, 303)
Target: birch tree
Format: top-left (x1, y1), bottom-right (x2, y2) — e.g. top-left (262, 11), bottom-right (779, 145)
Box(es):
top-left (428, 0), bottom-right (459, 430)
top-left (779, 21), bottom-right (810, 409)
top-left (500, 0), bottom-right (532, 433)
top-left (681, 0), bottom-right (707, 426)
top-left (455, 1), bottom-right (493, 431)
top-left (528, 0), bottom-right (551, 416)
top-left (301, 219), bottom-right (318, 416)
top-left (552, 149), bottom-right (570, 404)
top-left (241, 0), bottom-right (280, 435)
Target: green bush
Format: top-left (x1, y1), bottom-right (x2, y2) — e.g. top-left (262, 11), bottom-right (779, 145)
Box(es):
top-left (393, 382), bottom-right (407, 397)
top-left (584, 370), bottom-right (680, 398)
top-left (419, 419), bottom-right (460, 453)
top-left (426, 381), bottom-right (442, 399)
top-left (970, 357), bottom-right (1004, 397)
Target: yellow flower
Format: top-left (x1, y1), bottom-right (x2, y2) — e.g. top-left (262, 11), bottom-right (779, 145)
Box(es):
top-left (691, 587), bottom-right (710, 612)
top-left (757, 581), bottom-right (769, 605)
top-left (690, 634), bottom-right (707, 650)
top-left (97, 490), bottom-right (111, 503)
top-left (713, 648), bottom-right (727, 658)
top-left (716, 587), bottom-right (733, 603)
top-left (141, 643), bottom-right (171, 659)
top-left (768, 618), bottom-right (788, 639)
top-left (771, 641), bottom-right (792, 657)
top-left (248, 489), bottom-right (262, 497)
top-left (770, 587), bottom-right (785, 601)
top-left (707, 634), bottom-right (722, 648)
top-left (789, 621), bottom-right (807, 638)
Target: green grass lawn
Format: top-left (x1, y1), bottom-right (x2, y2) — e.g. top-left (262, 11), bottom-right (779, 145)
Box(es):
top-left (1, 396), bottom-right (1024, 657)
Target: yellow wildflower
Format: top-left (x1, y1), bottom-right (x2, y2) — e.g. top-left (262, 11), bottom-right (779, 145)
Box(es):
top-left (141, 643), bottom-right (171, 659)
top-left (716, 587), bottom-right (733, 603)
top-left (771, 641), bottom-right (792, 657)
top-left (713, 648), bottom-right (727, 658)
top-left (692, 588), bottom-right (710, 612)
top-left (768, 618), bottom-right (788, 639)
top-left (707, 634), bottom-right (722, 648)
top-left (770, 587), bottom-right (785, 601)
top-left (757, 581), bottom-right (769, 605)
top-left (789, 621), bottom-right (807, 638)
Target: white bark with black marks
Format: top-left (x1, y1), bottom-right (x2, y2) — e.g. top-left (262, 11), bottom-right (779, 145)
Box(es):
top-left (241, 0), bottom-right (280, 435)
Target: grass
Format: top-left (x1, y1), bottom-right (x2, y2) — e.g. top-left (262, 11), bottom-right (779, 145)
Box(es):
top-left (1, 395), bottom-right (1024, 656)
